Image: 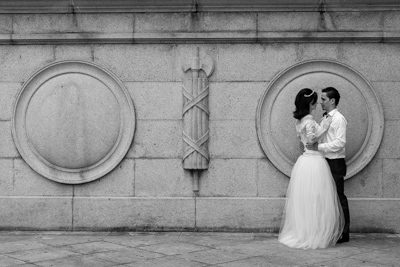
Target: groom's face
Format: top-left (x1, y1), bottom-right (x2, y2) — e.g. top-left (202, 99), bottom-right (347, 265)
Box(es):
top-left (320, 92), bottom-right (334, 112)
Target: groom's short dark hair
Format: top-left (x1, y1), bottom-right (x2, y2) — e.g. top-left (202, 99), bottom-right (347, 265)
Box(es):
top-left (322, 87), bottom-right (340, 106)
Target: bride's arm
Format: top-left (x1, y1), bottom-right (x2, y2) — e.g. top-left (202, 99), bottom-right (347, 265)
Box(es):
top-left (306, 117), bottom-right (332, 144)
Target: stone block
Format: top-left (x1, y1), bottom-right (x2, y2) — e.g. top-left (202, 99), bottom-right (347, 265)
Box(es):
top-left (12, 159), bottom-right (73, 196)
top-left (195, 12), bottom-right (256, 32)
top-left (128, 120), bottom-right (182, 159)
top-left (13, 14), bottom-right (74, 34)
top-left (126, 82), bottom-right (182, 120)
top-left (196, 198), bottom-right (284, 231)
top-left (0, 160), bottom-right (14, 196)
top-left (350, 199), bottom-right (400, 233)
top-left (216, 44), bottom-right (297, 82)
top-left (74, 14), bottom-right (134, 33)
top-left (376, 120), bottom-right (400, 159)
top-left (0, 82), bottom-right (20, 120)
top-left (55, 45), bottom-right (93, 61)
top-left (200, 159), bottom-right (258, 197)
top-left (384, 11), bottom-right (400, 31)
top-left (258, 12), bottom-right (382, 33)
top-left (134, 12), bottom-right (255, 33)
top-left (94, 44), bottom-right (176, 82)
top-left (372, 82), bottom-right (400, 120)
top-left (0, 46), bottom-right (53, 82)
top-left (257, 158), bottom-right (289, 197)
top-left (382, 159), bottom-right (400, 198)
top-left (0, 197), bottom-right (72, 230)
top-left (346, 158), bottom-right (382, 198)
top-left (295, 43), bottom-right (341, 62)
top-left (74, 159), bottom-right (134, 197)
top-left (258, 12), bottom-right (320, 32)
top-left (13, 14), bottom-right (133, 34)
top-left (341, 43), bottom-right (400, 82)
top-left (209, 82), bottom-right (266, 120)
top-left (209, 120), bottom-right (264, 159)
top-left (0, 15), bottom-right (12, 33)
top-left (134, 13), bottom-right (191, 33)
top-left (73, 197), bottom-right (195, 230)
top-left (327, 12), bottom-right (383, 31)
top-left (135, 159), bottom-right (192, 197)
top-left (0, 121), bottom-right (19, 157)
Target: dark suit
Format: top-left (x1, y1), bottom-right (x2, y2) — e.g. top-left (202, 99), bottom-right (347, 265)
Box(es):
top-left (326, 158), bottom-right (350, 234)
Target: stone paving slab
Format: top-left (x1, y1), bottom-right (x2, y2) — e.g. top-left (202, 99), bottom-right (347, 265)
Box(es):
top-left (0, 231), bottom-right (399, 267)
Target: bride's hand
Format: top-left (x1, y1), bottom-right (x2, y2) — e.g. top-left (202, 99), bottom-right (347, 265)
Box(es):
top-left (321, 116), bottom-right (333, 131)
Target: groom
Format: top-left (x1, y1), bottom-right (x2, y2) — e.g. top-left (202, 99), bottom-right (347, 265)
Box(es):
top-left (308, 87), bottom-right (350, 243)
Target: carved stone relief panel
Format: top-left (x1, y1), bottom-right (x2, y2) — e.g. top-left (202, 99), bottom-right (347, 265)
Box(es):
top-left (182, 47), bottom-right (214, 192)
top-left (257, 60), bottom-right (384, 179)
top-left (12, 61), bottom-right (135, 184)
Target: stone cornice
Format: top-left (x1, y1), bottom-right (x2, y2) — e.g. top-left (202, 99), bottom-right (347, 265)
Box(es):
top-left (1, 0), bottom-right (400, 13)
top-left (1, 32), bottom-right (400, 44)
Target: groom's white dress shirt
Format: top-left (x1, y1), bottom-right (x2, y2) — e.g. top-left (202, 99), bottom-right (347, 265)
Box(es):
top-left (318, 109), bottom-right (347, 159)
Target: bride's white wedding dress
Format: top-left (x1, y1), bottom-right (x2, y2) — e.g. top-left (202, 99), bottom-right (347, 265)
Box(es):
top-left (278, 115), bottom-right (344, 249)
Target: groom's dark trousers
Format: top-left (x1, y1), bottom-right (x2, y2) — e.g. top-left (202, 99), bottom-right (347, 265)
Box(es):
top-left (326, 158), bottom-right (350, 234)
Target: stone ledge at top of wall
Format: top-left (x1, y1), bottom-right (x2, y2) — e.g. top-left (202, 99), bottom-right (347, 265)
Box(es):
top-left (1, 0), bottom-right (400, 13)
top-left (2, 32), bottom-right (400, 45)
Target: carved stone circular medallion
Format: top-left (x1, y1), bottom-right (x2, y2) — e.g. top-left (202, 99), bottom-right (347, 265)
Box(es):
top-left (12, 61), bottom-right (135, 184)
top-left (256, 60), bottom-right (384, 179)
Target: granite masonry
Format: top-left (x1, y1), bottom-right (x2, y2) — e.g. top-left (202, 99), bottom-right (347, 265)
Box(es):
top-left (0, 0), bottom-right (399, 233)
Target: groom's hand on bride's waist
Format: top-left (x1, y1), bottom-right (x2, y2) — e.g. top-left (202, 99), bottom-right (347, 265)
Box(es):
top-left (305, 142), bottom-right (318, 151)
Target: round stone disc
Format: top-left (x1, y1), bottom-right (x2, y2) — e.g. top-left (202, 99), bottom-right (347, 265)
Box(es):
top-left (13, 61), bottom-right (135, 184)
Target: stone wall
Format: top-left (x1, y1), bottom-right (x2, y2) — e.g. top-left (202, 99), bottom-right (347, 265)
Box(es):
top-left (0, 5), bottom-right (400, 232)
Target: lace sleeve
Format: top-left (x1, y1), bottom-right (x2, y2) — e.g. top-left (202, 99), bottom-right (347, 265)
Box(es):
top-left (305, 120), bottom-right (317, 144)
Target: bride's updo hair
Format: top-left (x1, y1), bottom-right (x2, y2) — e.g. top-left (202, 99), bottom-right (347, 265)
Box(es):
top-left (293, 88), bottom-right (318, 120)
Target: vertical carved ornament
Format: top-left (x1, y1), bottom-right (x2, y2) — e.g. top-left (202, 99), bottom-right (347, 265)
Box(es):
top-left (182, 48), bottom-right (214, 192)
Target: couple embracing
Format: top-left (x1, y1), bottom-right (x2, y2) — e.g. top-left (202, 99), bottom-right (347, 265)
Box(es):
top-left (278, 87), bottom-right (350, 249)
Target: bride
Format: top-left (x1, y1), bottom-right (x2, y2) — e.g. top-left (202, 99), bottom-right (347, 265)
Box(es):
top-left (278, 88), bottom-right (344, 249)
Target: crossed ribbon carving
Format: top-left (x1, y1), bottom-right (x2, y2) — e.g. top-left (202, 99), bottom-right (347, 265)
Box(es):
top-left (182, 84), bottom-right (210, 161)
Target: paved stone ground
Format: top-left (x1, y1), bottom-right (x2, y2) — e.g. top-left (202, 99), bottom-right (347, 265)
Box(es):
top-left (0, 231), bottom-right (399, 267)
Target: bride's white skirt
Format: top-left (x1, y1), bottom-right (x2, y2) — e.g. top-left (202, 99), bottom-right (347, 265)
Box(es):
top-left (278, 151), bottom-right (344, 249)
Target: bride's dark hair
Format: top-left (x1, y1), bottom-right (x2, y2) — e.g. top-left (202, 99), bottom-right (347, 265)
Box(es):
top-left (293, 88), bottom-right (318, 120)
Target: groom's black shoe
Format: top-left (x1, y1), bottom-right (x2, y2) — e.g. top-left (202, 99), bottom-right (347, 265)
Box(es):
top-left (337, 233), bottom-right (349, 243)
